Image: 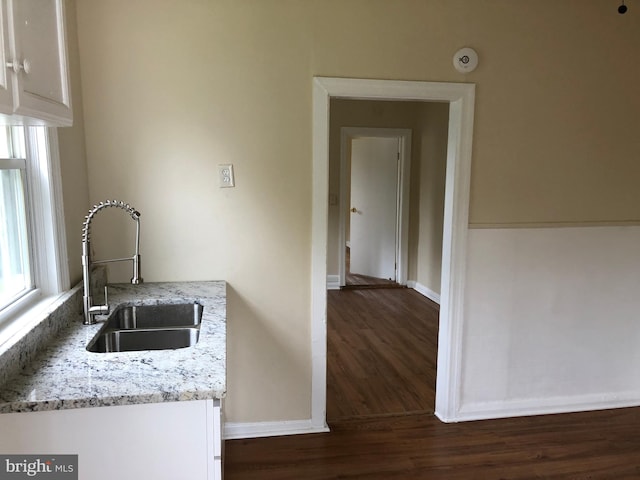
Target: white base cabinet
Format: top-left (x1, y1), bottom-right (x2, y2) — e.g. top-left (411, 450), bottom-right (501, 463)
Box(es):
top-left (0, 399), bottom-right (223, 480)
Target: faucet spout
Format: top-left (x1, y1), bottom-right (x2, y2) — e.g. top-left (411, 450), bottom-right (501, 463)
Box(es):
top-left (81, 200), bottom-right (143, 325)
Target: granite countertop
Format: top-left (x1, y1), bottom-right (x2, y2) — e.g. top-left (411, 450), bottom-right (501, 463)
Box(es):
top-left (0, 281), bottom-right (226, 414)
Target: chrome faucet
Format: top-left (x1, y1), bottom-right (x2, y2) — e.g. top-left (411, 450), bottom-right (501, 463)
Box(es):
top-left (81, 200), bottom-right (143, 325)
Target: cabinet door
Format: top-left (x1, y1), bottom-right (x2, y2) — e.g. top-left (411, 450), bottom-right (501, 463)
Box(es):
top-left (0, 0), bottom-right (14, 115)
top-left (0, 400), bottom-right (219, 480)
top-left (7, 0), bottom-right (71, 125)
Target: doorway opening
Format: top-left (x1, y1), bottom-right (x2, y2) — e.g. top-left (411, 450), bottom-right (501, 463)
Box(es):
top-left (311, 78), bottom-right (476, 431)
top-left (339, 127), bottom-right (412, 289)
top-left (328, 99), bottom-right (447, 421)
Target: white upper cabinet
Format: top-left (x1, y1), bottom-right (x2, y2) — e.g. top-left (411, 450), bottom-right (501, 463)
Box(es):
top-left (0, 2), bottom-right (12, 112)
top-left (0, 0), bottom-right (72, 126)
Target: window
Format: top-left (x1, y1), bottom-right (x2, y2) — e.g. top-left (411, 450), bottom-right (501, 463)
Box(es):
top-left (0, 126), bottom-right (68, 334)
top-left (0, 129), bottom-right (30, 309)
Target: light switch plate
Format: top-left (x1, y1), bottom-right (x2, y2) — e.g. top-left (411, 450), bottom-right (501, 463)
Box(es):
top-left (218, 164), bottom-right (235, 188)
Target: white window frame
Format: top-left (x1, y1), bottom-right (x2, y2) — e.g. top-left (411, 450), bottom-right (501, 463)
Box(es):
top-left (0, 126), bottom-right (69, 342)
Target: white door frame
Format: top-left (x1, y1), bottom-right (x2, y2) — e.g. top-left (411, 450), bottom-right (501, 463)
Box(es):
top-left (311, 77), bottom-right (475, 429)
top-left (339, 127), bottom-right (412, 286)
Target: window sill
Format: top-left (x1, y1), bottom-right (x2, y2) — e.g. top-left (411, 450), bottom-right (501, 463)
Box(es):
top-left (0, 290), bottom-right (46, 342)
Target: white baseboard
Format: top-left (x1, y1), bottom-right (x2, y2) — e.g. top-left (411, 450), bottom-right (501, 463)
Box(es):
top-left (407, 280), bottom-right (441, 305)
top-left (439, 390), bottom-right (640, 423)
top-left (224, 419), bottom-right (330, 440)
top-left (326, 275), bottom-right (340, 290)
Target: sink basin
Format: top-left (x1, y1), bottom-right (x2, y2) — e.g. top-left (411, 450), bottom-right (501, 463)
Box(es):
top-left (103, 303), bottom-right (203, 329)
top-left (87, 303), bottom-right (204, 353)
top-left (87, 327), bottom-right (200, 353)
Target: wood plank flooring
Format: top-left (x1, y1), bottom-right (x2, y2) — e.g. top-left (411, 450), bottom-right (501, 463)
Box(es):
top-left (225, 288), bottom-right (640, 479)
top-left (327, 288), bottom-right (438, 420)
top-left (344, 272), bottom-right (403, 288)
top-left (226, 408), bottom-right (640, 479)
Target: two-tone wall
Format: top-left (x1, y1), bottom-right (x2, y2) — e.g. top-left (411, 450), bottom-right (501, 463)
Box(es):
top-left (70, 0), bottom-right (640, 427)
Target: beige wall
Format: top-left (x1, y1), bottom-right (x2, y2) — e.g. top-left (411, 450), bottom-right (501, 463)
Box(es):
top-left (57, 0), bottom-right (89, 285)
top-left (72, 0), bottom-right (640, 423)
top-left (415, 102), bottom-right (449, 293)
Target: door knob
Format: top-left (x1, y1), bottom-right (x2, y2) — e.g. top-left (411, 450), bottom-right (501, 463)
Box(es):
top-left (351, 207), bottom-right (357, 213)
top-left (7, 59), bottom-right (31, 75)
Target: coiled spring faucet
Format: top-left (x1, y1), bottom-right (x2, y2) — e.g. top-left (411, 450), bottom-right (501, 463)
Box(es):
top-left (82, 200), bottom-right (143, 325)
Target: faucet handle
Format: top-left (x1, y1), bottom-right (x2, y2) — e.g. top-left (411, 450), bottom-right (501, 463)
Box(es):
top-left (100, 285), bottom-right (110, 315)
top-left (88, 286), bottom-right (110, 317)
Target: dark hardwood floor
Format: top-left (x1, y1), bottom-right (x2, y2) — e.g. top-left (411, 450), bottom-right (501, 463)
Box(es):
top-left (327, 288), bottom-right (438, 420)
top-left (344, 271), bottom-right (403, 288)
top-left (226, 408), bottom-right (640, 479)
top-left (225, 288), bottom-right (640, 479)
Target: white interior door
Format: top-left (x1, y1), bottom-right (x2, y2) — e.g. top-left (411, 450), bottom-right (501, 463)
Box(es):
top-left (349, 136), bottom-right (398, 280)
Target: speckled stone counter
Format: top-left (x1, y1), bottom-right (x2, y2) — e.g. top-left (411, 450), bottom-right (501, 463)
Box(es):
top-left (0, 281), bottom-right (226, 414)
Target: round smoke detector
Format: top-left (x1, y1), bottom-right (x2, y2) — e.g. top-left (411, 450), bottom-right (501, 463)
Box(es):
top-left (453, 47), bottom-right (478, 73)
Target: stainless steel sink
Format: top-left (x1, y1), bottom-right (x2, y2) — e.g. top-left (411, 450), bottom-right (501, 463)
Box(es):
top-left (88, 327), bottom-right (200, 353)
top-left (103, 303), bottom-right (203, 329)
top-left (87, 303), bottom-right (203, 353)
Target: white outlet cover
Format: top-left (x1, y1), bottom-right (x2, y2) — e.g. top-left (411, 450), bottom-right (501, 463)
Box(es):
top-left (218, 164), bottom-right (235, 187)
top-left (453, 47), bottom-right (478, 73)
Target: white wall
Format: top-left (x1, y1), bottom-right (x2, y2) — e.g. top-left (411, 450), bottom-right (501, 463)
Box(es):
top-left (458, 225), bottom-right (640, 420)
